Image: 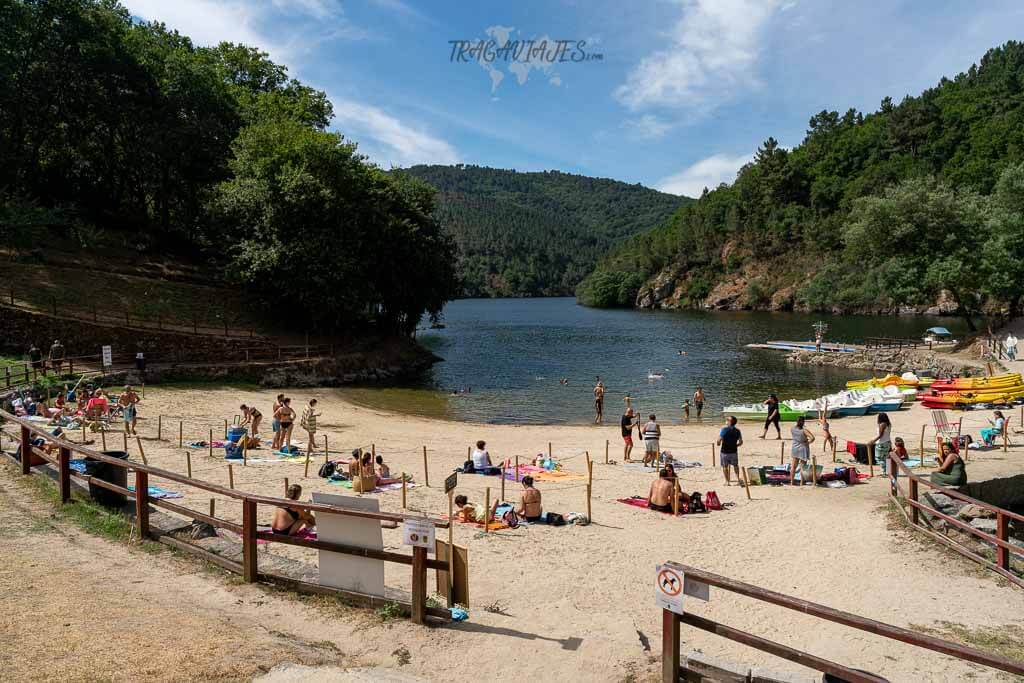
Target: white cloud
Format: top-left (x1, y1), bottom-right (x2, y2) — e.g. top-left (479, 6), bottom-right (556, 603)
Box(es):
top-left (615, 0), bottom-right (783, 111)
top-left (124, 0), bottom-right (280, 55)
top-left (332, 101), bottom-right (460, 167)
top-left (655, 152), bottom-right (752, 197)
top-left (622, 114), bottom-right (673, 140)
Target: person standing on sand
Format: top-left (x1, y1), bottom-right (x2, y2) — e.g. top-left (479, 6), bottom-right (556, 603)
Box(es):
top-left (716, 416), bottom-right (743, 485)
top-left (301, 398), bottom-right (321, 452)
top-left (240, 404), bottom-right (262, 436)
top-left (271, 393), bottom-right (285, 450)
top-left (28, 343), bottom-right (43, 373)
top-left (276, 397), bottom-right (296, 452)
top-left (118, 385), bottom-right (139, 435)
top-left (788, 416), bottom-right (815, 486)
top-left (760, 393), bottom-right (781, 440)
top-left (693, 387), bottom-right (705, 418)
top-left (621, 407), bottom-right (638, 462)
top-left (642, 414), bottom-right (661, 467)
top-left (866, 413), bottom-right (892, 475)
top-left (593, 377), bottom-right (605, 424)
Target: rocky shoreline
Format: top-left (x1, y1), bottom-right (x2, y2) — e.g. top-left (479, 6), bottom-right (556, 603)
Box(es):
top-left (784, 348), bottom-right (986, 375)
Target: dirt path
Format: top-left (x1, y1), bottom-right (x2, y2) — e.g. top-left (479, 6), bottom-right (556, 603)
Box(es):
top-left (0, 464), bottom-right (427, 682)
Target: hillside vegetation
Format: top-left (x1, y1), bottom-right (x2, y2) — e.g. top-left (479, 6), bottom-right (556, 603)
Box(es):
top-left (400, 165), bottom-right (686, 297)
top-left (0, 0), bottom-right (457, 336)
top-left (578, 42), bottom-right (1024, 327)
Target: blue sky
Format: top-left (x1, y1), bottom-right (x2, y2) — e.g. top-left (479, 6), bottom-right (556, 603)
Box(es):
top-left (123, 0), bottom-right (1024, 196)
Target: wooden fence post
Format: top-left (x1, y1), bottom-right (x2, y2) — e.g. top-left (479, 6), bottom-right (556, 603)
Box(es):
top-left (401, 473), bottom-right (407, 509)
top-left (324, 434), bottom-right (329, 463)
top-left (123, 432), bottom-right (128, 452)
top-left (780, 441), bottom-right (784, 465)
top-left (587, 459), bottom-right (594, 522)
top-left (186, 452), bottom-right (192, 478)
top-left (58, 446), bottom-right (71, 503)
top-left (501, 462), bottom-right (506, 501)
top-left (811, 456), bottom-right (818, 488)
top-left (411, 545), bottom-right (427, 624)
top-left (135, 436), bottom-right (147, 465)
top-left (242, 499), bottom-right (257, 582)
top-left (157, 415), bottom-right (162, 440)
top-left (920, 424), bottom-right (926, 460)
top-left (304, 448), bottom-right (311, 478)
top-left (742, 466), bottom-right (752, 500)
top-left (20, 426), bottom-right (31, 475)
top-left (996, 512), bottom-right (1010, 571)
top-left (605, 439), bottom-right (609, 464)
top-left (100, 429), bottom-right (107, 451)
top-left (711, 442), bottom-right (716, 467)
top-left (209, 429), bottom-right (213, 459)
top-left (135, 469), bottom-right (150, 538)
top-left (484, 487), bottom-right (490, 534)
top-left (423, 445), bottom-right (429, 486)
top-left (515, 455), bottom-right (520, 481)
top-left (228, 464), bottom-right (235, 489)
top-left (662, 610), bottom-right (681, 683)
top-left (548, 442), bottom-right (552, 460)
top-left (910, 478), bottom-right (919, 525)
top-left (868, 444), bottom-right (875, 478)
top-left (179, 421), bottom-right (183, 448)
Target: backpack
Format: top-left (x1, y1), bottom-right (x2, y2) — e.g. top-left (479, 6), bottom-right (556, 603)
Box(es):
top-left (318, 461), bottom-right (336, 478)
top-left (462, 459), bottom-right (476, 474)
top-left (689, 492), bottom-right (706, 513)
top-left (704, 491), bottom-right (722, 511)
top-left (502, 510), bottom-right (520, 529)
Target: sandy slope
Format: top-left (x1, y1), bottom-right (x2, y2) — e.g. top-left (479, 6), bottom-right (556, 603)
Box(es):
top-left (6, 387), bottom-right (1024, 681)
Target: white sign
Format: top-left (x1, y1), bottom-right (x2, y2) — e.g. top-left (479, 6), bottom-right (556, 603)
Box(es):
top-left (312, 493), bottom-right (385, 597)
top-left (655, 564), bottom-right (685, 615)
top-left (403, 517), bottom-right (435, 551)
top-left (684, 576), bottom-right (710, 602)
top-left (101, 345), bottom-right (112, 368)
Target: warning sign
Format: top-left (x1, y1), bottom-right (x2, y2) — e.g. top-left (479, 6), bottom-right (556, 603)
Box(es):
top-left (655, 564), bottom-right (685, 615)
top-left (402, 517), bottom-right (435, 551)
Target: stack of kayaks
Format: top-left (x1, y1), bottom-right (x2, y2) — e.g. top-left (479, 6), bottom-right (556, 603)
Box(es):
top-left (919, 373), bottom-right (1024, 408)
top-left (722, 403), bottom-right (804, 422)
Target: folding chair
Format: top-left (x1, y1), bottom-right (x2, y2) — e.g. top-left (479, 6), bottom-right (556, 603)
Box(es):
top-left (931, 410), bottom-right (962, 441)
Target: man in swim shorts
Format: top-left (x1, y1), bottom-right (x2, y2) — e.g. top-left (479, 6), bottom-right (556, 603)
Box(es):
top-left (647, 468), bottom-right (678, 512)
top-left (693, 386), bottom-right (705, 418)
top-left (621, 407), bottom-right (637, 461)
top-left (716, 415), bottom-right (743, 485)
top-left (593, 377), bottom-right (605, 424)
top-left (643, 414), bottom-right (661, 466)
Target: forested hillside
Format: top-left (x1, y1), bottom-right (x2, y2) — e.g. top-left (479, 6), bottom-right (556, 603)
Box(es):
top-left (400, 165), bottom-right (686, 297)
top-left (578, 42), bottom-right (1024, 327)
top-left (0, 0), bottom-right (457, 336)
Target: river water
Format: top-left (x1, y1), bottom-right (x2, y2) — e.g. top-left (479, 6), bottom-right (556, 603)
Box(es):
top-left (341, 298), bottom-right (972, 425)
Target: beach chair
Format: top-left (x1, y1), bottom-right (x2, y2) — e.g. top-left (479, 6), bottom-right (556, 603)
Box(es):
top-left (931, 410), bottom-right (962, 442)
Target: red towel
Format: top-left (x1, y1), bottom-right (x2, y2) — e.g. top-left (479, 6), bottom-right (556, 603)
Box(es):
top-left (846, 440), bottom-right (857, 455)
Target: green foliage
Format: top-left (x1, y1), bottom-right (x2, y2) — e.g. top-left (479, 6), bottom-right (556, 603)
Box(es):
top-left (575, 270), bottom-right (644, 307)
top-left (0, 0), bottom-right (458, 334)
top-left (401, 165), bottom-right (686, 297)
top-left (583, 42), bottom-right (1024, 315)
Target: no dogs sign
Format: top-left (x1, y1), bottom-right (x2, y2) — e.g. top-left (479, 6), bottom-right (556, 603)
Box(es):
top-left (655, 564), bottom-right (685, 615)
top-left (402, 517), bottom-right (435, 551)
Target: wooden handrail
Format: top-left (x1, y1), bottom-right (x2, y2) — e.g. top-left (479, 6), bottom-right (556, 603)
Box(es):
top-left (890, 455), bottom-right (1024, 524)
top-left (2, 406), bottom-right (453, 624)
top-left (663, 562), bottom-right (1024, 679)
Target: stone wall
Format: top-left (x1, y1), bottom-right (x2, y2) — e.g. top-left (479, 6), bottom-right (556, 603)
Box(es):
top-left (784, 349), bottom-right (984, 375)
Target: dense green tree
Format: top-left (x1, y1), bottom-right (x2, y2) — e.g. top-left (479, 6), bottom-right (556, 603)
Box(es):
top-left (582, 41), bottom-right (1024, 318)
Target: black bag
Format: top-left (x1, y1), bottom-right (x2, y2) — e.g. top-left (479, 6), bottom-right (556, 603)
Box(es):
top-left (689, 492), bottom-right (706, 513)
top-left (462, 460), bottom-right (476, 474)
top-left (546, 512), bottom-right (566, 526)
top-left (318, 461), bottom-right (336, 478)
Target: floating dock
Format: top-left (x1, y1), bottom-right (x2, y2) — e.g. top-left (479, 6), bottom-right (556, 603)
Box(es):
top-left (747, 340), bottom-right (860, 353)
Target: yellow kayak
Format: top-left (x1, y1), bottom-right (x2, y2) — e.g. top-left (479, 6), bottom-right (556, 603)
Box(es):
top-left (928, 373), bottom-right (1023, 392)
top-left (921, 386), bottom-right (1024, 407)
top-left (846, 374), bottom-right (919, 390)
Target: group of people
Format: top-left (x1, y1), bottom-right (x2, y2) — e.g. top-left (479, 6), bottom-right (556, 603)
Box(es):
top-left (239, 396), bottom-right (322, 454)
top-left (620, 407), bottom-right (663, 465)
top-left (455, 475), bottom-right (543, 524)
top-left (26, 340), bottom-right (66, 374)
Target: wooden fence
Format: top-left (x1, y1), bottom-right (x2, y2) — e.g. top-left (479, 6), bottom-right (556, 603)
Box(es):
top-left (0, 408), bottom-right (451, 624)
top-left (888, 450), bottom-right (1024, 589)
top-left (660, 562), bottom-right (1024, 682)
top-left (863, 336), bottom-right (927, 350)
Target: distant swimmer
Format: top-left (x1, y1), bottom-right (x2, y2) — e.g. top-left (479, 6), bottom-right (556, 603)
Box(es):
top-left (593, 377), bottom-right (605, 424)
top-left (678, 350), bottom-right (688, 356)
top-left (647, 369), bottom-right (664, 380)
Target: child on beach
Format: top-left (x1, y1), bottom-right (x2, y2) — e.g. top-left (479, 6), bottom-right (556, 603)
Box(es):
top-left (301, 398), bottom-right (320, 451)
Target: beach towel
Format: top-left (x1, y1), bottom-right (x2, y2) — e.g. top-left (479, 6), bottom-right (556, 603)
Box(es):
top-left (616, 496), bottom-right (680, 516)
top-left (329, 479), bottom-right (417, 493)
top-left (256, 528), bottom-right (317, 544)
top-left (127, 485), bottom-right (183, 499)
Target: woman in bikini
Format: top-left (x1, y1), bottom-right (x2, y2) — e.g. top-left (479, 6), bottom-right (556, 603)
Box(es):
top-left (275, 397), bottom-right (296, 452)
top-left (240, 404), bottom-right (262, 436)
top-left (271, 485), bottom-right (315, 535)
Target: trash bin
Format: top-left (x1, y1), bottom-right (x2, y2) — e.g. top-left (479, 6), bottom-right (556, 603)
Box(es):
top-left (86, 450), bottom-right (129, 507)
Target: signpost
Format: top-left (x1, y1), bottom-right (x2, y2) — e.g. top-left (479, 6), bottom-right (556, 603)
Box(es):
top-left (444, 471), bottom-right (457, 606)
top-left (402, 517), bottom-right (435, 551)
top-left (655, 564), bottom-right (685, 615)
top-left (101, 345), bottom-right (112, 369)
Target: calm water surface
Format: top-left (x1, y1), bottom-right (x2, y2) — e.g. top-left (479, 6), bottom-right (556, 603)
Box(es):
top-left (341, 298), bottom-right (972, 425)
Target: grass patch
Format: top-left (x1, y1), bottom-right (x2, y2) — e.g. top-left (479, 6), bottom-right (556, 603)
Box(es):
top-left (912, 621), bottom-right (1024, 665)
top-left (375, 601), bottom-right (409, 621)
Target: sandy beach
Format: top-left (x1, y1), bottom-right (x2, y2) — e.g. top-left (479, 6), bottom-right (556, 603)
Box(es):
top-left (58, 385), bottom-right (1018, 682)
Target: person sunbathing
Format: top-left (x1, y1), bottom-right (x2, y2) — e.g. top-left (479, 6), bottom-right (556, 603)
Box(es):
top-left (271, 485), bottom-right (316, 535)
top-left (376, 455), bottom-right (391, 479)
top-left (454, 494), bottom-right (500, 525)
top-left (515, 475), bottom-right (543, 522)
top-left (647, 468), bottom-right (680, 512)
